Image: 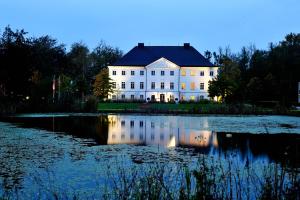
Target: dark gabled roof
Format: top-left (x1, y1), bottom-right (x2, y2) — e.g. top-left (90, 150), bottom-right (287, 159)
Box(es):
top-left (113, 44), bottom-right (214, 67)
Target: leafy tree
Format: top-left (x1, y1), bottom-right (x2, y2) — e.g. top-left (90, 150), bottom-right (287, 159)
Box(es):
top-left (208, 52), bottom-right (241, 103)
top-left (93, 68), bottom-right (113, 100)
top-left (90, 41), bottom-right (122, 74)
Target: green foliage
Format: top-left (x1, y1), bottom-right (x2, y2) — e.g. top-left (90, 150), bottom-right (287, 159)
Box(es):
top-left (209, 55), bottom-right (241, 103)
top-left (93, 68), bottom-right (113, 100)
top-left (0, 25), bottom-right (122, 112)
top-left (209, 33), bottom-right (300, 106)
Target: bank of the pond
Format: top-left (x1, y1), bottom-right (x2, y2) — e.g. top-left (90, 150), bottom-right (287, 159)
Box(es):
top-left (97, 102), bottom-right (299, 116)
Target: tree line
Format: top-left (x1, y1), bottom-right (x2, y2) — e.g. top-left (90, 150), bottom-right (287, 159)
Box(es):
top-left (207, 33), bottom-right (300, 107)
top-left (0, 25), bottom-right (299, 112)
top-left (0, 26), bottom-right (122, 112)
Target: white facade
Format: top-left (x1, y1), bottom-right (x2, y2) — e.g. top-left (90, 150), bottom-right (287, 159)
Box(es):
top-left (108, 57), bottom-right (218, 102)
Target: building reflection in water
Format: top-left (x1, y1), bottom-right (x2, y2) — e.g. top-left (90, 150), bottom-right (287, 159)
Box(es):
top-left (107, 115), bottom-right (218, 149)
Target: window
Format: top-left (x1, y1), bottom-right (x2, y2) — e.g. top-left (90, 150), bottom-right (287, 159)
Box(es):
top-left (190, 96), bottom-right (195, 101)
top-left (200, 71), bottom-right (204, 76)
top-left (181, 70), bottom-right (186, 76)
top-left (170, 71), bottom-right (174, 76)
top-left (121, 82), bottom-right (125, 89)
top-left (139, 121), bottom-right (144, 127)
top-left (151, 122), bottom-right (155, 128)
top-left (151, 82), bottom-right (155, 89)
top-left (170, 82), bottom-right (174, 90)
top-left (190, 82), bottom-right (196, 90)
top-left (112, 82), bottom-right (116, 89)
top-left (151, 70), bottom-right (155, 76)
top-left (190, 70), bottom-right (196, 76)
top-left (161, 82), bottom-right (164, 89)
top-left (181, 83), bottom-right (186, 90)
top-left (131, 95), bottom-right (134, 100)
top-left (200, 83), bottom-right (204, 90)
top-left (139, 134), bottom-right (143, 141)
top-left (161, 71), bottom-right (165, 76)
top-left (140, 95), bottom-right (144, 100)
top-left (130, 120), bottom-right (134, 127)
top-left (121, 121), bottom-right (125, 127)
top-left (140, 70), bottom-right (144, 76)
top-left (112, 95), bottom-right (116, 100)
top-left (112, 70), bottom-right (116, 75)
top-left (131, 71), bottom-right (135, 76)
top-left (210, 71), bottom-right (214, 76)
top-left (122, 71), bottom-right (126, 75)
top-left (130, 134), bottom-right (134, 140)
top-left (131, 82), bottom-right (135, 89)
top-left (121, 94), bottom-right (125, 99)
top-left (181, 95), bottom-right (186, 101)
top-left (140, 82), bottom-right (144, 89)
top-left (151, 134), bottom-right (155, 141)
top-left (200, 95), bottom-right (204, 100)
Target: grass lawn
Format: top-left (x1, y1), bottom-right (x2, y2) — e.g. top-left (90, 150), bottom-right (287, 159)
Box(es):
top-left (97, 102), bottom-right (226, 113)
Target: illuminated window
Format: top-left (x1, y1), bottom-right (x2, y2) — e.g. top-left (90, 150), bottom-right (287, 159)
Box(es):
top-left (112, 71), bottom-right (116, 75)
top-left (161, 82), bottom-right (164, 89)
top-left (181, 70), bottom-right (186, 76)
top-left (131, 71), bottom-right (135, 76)
top-left (170, 71), bottom-right (174, 76)
top-left (181, 95), bottom-right (186, 101)
top-left (122, 71), bottom-right (126, 75)
top-left (121, 82), bottom-right (125, 89)
top-left (151, 82), bottom-right (155, 89)
top-left (210, 71), bottom-right (214, 76)
top-left (190, 70), bottom-right (196, 76)
top-left (181, 83), bottom-right (186, 90)
top-left (170, 82), bottom-right (174, 90)
top-left (200, 83), bottom-right (204, 90)
top-left (190, 96), bottom-right (195, 101)
top-left (200, 71), bottom-right (204, 76)
top-left (190, 82), bottom-right (195, 90)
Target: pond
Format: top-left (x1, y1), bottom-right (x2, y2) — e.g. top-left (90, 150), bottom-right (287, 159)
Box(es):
top-left (0, 114), bottom-right (300, 199)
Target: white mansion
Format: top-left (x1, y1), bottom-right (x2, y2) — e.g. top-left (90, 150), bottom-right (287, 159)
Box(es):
top-left (108, 43), bottom-right (218, 102)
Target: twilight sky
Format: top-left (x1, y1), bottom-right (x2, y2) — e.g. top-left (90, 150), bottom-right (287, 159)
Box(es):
top-left (0, 0), bottom-right (299, 54)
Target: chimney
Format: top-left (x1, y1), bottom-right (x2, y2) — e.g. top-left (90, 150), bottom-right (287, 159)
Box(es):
top-left (184, 43), bottom-right (190, 48)
top-left (138, 43), bottom-right (144, 48)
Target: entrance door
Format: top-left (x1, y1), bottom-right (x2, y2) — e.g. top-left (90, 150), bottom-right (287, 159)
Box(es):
top-left (160, 94), bottom-right (165, 102)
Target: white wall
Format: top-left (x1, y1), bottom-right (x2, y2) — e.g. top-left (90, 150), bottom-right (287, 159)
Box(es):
top-left (108, 60), bottom-right (219, 102)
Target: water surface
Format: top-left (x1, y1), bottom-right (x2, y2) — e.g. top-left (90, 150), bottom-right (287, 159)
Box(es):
top-left (0, 114), bottom-right (299, 199)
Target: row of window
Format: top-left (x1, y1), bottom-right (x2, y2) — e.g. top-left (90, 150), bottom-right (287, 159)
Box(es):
top-left (120, 120), bottom-right (168, 129)
top-left (112, 82), bottom-right (205, 90)
top-left (111, 133), bottom-right (169, 141)
top-left (112, 94), bottom-right (144, 100)
top-left (112, 70), bottom-right (214, 76)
